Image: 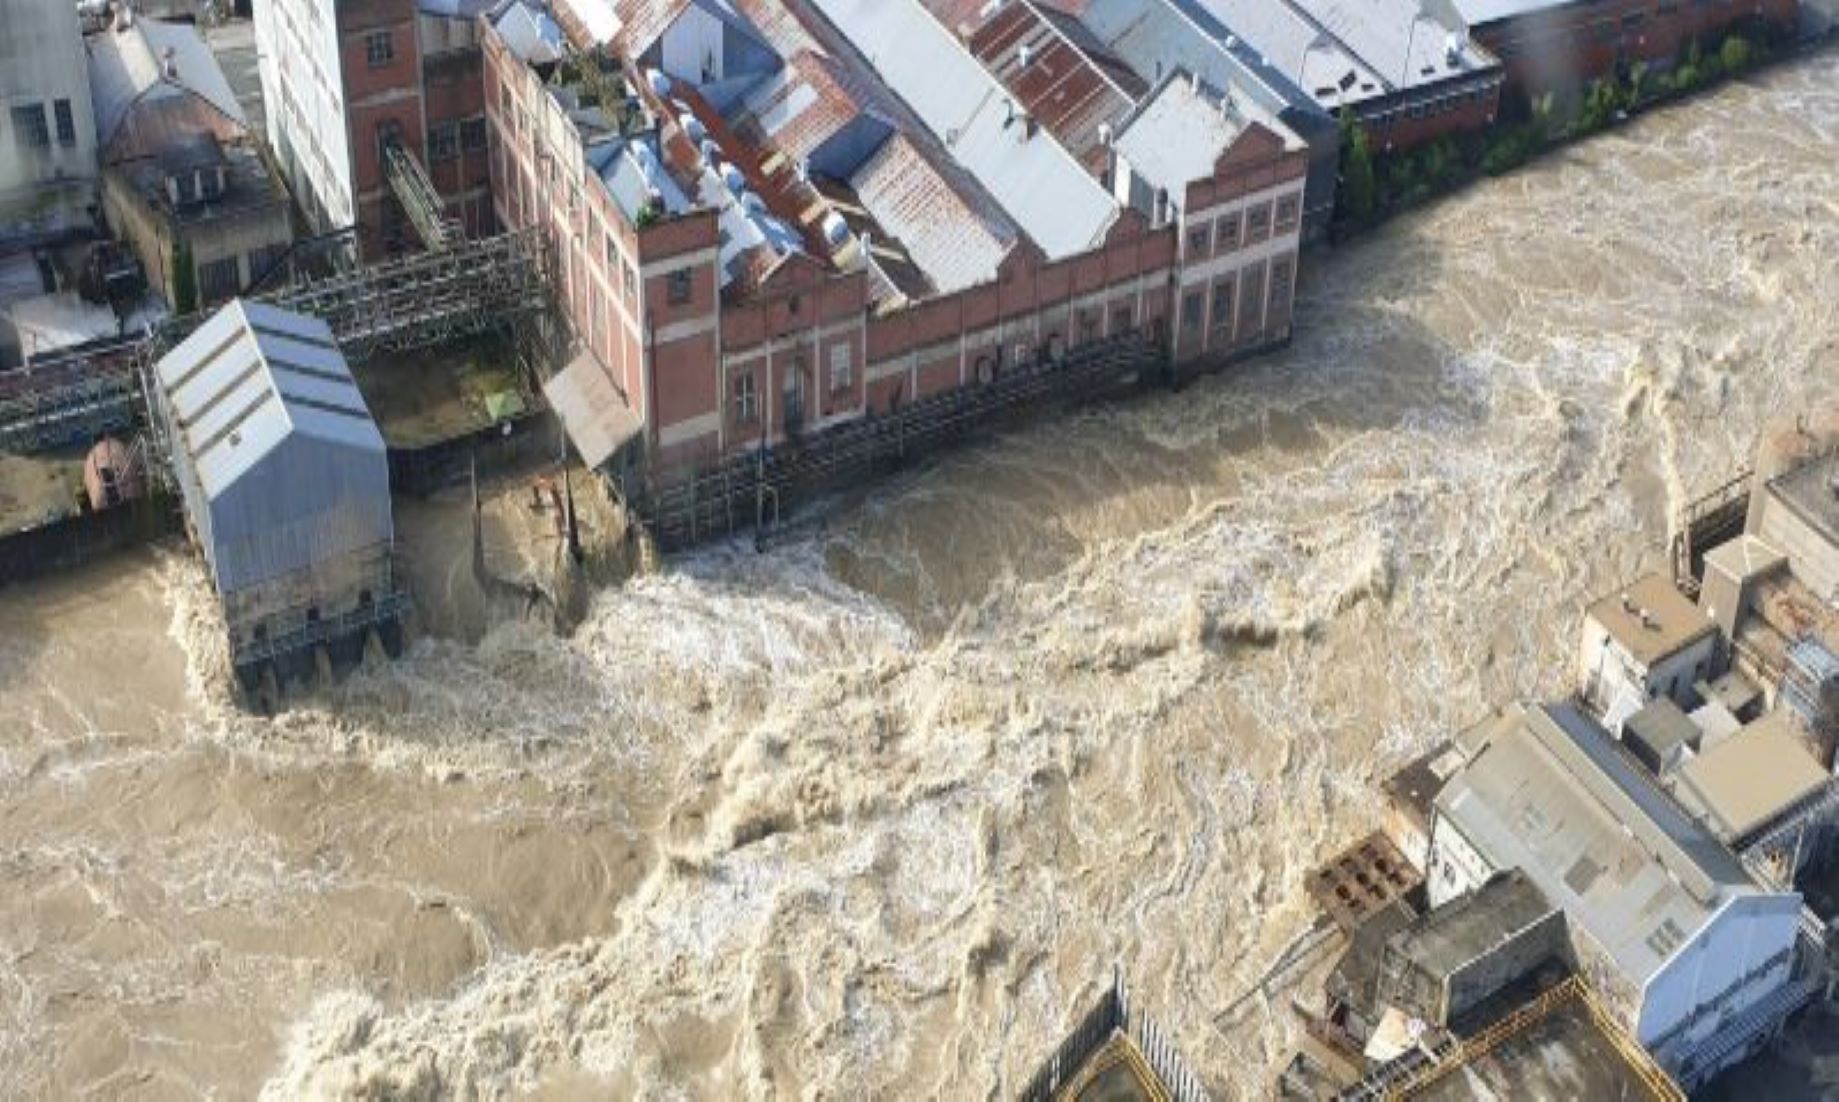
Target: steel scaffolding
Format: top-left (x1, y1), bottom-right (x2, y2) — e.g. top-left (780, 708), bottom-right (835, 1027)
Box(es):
top-left (384, 143), bottom-right (461, 251)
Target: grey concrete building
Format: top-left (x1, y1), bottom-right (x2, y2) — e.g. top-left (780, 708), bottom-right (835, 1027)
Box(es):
top-left (1, 0), bottom-right (100, 243)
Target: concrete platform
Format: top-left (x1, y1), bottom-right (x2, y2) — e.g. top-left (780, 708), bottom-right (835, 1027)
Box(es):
top-left (350, 338), bottom-right (531, 450)
top-left (0, 449), bottom-right (85, 535)
top-left (1416, 993), bottom-right (1677, 1101)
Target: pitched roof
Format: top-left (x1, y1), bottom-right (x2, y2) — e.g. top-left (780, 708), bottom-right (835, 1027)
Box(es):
top-left (154, 301), bottom-right (382, 501)
top-left (806, 0), bottom-right (1119, 259)
top-left (967, 0), bottom-right (1144, 166)
top-left (86, 17), bottom-right (245, 155)
top-left (1435, 702), bottom-right (1765, 986)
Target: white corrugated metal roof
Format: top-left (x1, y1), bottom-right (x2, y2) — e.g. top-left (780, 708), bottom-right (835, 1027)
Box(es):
top-left (807, 0), bottom-right (1117, 260)
top-left (86, 17), bottom-right (246, 150)
top-left (154, 301), bottom-right (383, 502)
top-left (1112, 71), bottom-right (1301, 205)
top-left (545, 347), bottom-right (641, 468)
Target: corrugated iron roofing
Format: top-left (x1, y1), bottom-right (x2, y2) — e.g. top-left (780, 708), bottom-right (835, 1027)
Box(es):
top-left (806, 0), bottom-right (1118, 260)
top-left (847, 135), bottom-right (1009, 296)
top-left (153, 301), bottom-right (391, 596)
top-left (87, 17), bottom-right (247, 156)
top-left (967, 0), bottom-right (1141, 166)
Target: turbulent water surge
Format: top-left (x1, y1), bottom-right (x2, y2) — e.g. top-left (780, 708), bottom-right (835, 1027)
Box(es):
top-left (3, 58), bottom-right (1837, 1099)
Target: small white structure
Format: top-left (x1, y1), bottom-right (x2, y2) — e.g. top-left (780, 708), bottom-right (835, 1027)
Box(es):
top-left (1579, 572), bottom-right (1721, 727)
top-left (1428, 701), bottom-right (1804, 1084)
top-left (152, 300), bottom-right (394, 667)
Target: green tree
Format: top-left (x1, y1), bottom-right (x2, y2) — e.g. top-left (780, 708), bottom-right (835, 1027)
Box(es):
top-left (1339, 110), bottom-right (1377, 224)
top-left (170, 242), bottom-right (198, 315)
top-left (1720, 35), bottom-right (1753, 73)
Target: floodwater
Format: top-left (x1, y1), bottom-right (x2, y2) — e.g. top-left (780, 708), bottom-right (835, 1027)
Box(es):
top-left (3, 58), bottom-right (1836, 1100)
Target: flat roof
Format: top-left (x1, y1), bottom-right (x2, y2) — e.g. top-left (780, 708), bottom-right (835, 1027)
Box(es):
top-left (1435, 702), bottom-right (1762, 986)
top-left (1767, 451), bottom-right (1839, 552)
top-left (1415, 982), bottom-right (1680, 1101)
top-left (1586, 572), bottom-right (1717, 667)
top-left (1383, 739), bottom-right (1466, 829)
top-left (1386, 870), bottom-right (1556, 985)
top-left (1672, 711), bottom-right (1831, 844)
top-left (1623, 698), bottom-right (1700, 763)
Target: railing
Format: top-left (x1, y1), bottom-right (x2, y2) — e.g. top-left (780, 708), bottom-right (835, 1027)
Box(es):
top-left (1015, 968), bottom-right (1211, 1102)
top-left (628, 329), bottom-right (1168, 551)
top-left (1670, 467), bottom-right (1752, 596)
top-left (232, 589), bottom-right (411, 668)
top-left (0, 337), bottom-right (145, 453)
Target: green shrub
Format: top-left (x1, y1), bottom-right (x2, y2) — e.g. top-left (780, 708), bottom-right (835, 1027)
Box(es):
top-left (1720, 35), bottom-right (1754, 73)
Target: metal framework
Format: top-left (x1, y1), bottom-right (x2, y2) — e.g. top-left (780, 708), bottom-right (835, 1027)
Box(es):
top-left (265, 226), bottom-right (550, 360)
top-left (1671, 468), bottom-right (1753, 597)
top-left (384, 143), bottom-right (461, 251)
top-left (0, 338), bottom-right (144, 452)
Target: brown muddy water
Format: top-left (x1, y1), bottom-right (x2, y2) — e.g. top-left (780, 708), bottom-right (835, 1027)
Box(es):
top-left (2, 58), bottom-right (1837, 1100)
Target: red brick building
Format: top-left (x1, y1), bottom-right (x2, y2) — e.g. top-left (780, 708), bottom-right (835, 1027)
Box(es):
top-left (257, 0), bottom-right (495, 258)
top-left (1448, 0), bottom-right (1801, 99)
top-left (485, 0), bottom-right (1303, 480)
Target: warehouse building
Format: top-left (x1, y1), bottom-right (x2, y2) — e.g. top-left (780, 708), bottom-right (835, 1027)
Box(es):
top-left (151, 300), bottom-right (399, 686)
top-left (1427, 701), bottom-right (1808, 1085)
top-left (1, 0), bottom-right (99, 243)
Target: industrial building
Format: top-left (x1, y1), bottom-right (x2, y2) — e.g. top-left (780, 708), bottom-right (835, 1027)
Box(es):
top-left (484, 0), bottom-right (1306, 485)
top-left (255, 0), bottom-right (495, 256)
top-left (1578, 570), bottom-right (1721, 726)
top-left (1426, 700), bottom-right (1808, 1085)
top-left (150, 299), bottom-right (400, 686)
top-left (1442, 0), bottom-right (1802, 103)
top-left (0, 0), bottom-right (100, 244)
top-left (87, 14), bottom-right (294, 307)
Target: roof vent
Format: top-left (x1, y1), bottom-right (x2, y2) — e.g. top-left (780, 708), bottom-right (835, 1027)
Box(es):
top-left (1621, 593), bottom-right (1635, 613)
top-left (162, 46), bottom-right (179, 81)
top-left (677, 112), bottom-right (706, 143)
top-left (720, 162), bottom-right (745, 191)
top-left (1001, 97), bottom-right (1016, 128)
top-left (1018, 43), bottom-right (1033, 68)
top-left (645, 69), bottom-right (672, 98)
top-left (1097, 122), bottom-right (1112, 147)
top-left (1638, 608), bottom-right (1654, 629)
top-left (821, 209), bottom-right (849, 247)
top-left (1445, 33), bottom-right (1462, 66)
top-left (1190, 71), bottom-right (1203, 95)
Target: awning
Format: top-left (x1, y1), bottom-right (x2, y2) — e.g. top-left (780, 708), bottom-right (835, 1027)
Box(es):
top-left (543, 349), bottom-right (641, 469)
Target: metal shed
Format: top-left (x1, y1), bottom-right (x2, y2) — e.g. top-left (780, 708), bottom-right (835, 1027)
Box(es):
top-left (151, 300), bottom-right (394, 660)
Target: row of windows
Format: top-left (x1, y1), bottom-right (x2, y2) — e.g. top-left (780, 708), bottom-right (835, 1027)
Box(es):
top-left (727, 344), bottom-right (855, 425)
top-left (1491, 0), bottom-right (1736, 58)
top-left (1181, 255), bottom-right (1296, 342)
top-left (1186, 194), bottom-right (1299, 260)
top-left (1370, 86), bottom-right (1493, 130)
top-left (8, 100), bottom-right (79, 151)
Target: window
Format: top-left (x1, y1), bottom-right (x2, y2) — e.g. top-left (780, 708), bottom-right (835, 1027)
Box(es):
top-left (1077, 309), bottom-right (1097, 345)
top-left (53, 99), bottom-right (75, 147)
top-left (1245, 202), bottom-right (1271, 243)
top-left (604, 232), bottom-right (617, 270)
top-left (623, 261), bottom-right (637, 304)
top-left (461, 117), bottom-right (488, 151)
top-left (1268, 256), bottom-right (1295, 318)
top-left (829, 342), bottom-right (853, 392)
top-left (428, 122), bottom-right (459, 162)
top-left (1237, 261), bottom-right (1266, 340)
top-left (1274, 195), bottom-right (1300, 235)
top-left (1187, 222), bottom-right (1210, 258)
top-left (1211, 276), bottom-right (1234, 336)
top-left (1013, 341), bottom-right (1029, 366)
top-left (667, 268), bottom-right (691, 305)
top-left (365, 30), bottom-right (393, 68)
top-left (173, 171), bottom-right (198, 204)
top-left (376, 119), bottom-right (402, 168)
top-left (1111, 304), bottom-right (1132, 334)
top-left (10, 104), bottom-right (48, 150)
top-left (733, 373), bottom-right (757, 423)
top-left (1182, 290), bottom-right (1203, 334)
top-left (198, 255), bottom-right (242, 303)
top-left (1215, 211), bottom-right (1241, 252)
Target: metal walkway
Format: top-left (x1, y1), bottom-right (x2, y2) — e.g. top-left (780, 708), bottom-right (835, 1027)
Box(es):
top-left (628, 329), bottom-right (1169, 550)
top-left (385, 143), bottom-right (461, 251)
top-left (1, 230), bottom-right (552, 458)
